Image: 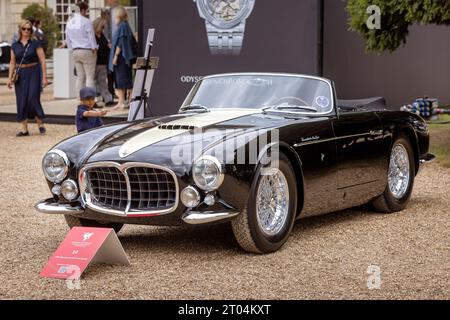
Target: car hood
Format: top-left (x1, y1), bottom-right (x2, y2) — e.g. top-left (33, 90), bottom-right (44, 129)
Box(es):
top-left (84, 109), bottom-right (298, 166)
top-left (53, 109), bottom-right (320, 175)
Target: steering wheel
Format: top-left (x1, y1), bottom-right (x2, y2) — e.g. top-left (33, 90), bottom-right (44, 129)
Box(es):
top-left (272, 96), bottom-right (310, 107)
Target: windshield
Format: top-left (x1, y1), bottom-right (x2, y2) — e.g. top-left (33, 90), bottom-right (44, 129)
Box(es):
top-left (182, 74), bottom-right (333, 114)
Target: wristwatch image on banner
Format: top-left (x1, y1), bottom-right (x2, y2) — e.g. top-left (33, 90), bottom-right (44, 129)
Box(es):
top-left (194, 0), bottom-right (256, 55)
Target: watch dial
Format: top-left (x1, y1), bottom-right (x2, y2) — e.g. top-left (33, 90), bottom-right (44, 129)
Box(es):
top-left (206, 0), bottom-right (245, 22)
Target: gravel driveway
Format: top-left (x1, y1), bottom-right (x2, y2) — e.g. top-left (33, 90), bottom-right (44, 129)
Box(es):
top-left (0, 122), bottom-right (448, 300)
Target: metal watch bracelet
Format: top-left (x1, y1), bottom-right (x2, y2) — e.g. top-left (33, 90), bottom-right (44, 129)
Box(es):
top-left (206, 23), bottom-right (245, 55)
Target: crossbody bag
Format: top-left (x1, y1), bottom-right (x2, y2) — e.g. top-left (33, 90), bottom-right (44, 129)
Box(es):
top-left (11, 42), bottom-right (31, 84)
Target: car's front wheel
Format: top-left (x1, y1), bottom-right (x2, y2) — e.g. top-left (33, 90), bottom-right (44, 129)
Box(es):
top-left (231, 153), bottom-right (298, 253)
top-left (64, 215), bottom-right (124, 234)
top-left (372, 134), bottom-right (415, 213)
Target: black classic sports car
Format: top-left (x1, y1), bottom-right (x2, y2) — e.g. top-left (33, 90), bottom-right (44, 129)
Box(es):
top-left (36, 73), bottom-right (433, 253)
top-left (0, 42), bottom-right (11, 76)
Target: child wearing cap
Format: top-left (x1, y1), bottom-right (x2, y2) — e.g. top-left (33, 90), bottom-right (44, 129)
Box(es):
top-left (76, 87), bottom-right (108, 133)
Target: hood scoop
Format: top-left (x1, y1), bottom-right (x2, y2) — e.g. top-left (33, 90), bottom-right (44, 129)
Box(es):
top-left (158, 124), bottom-right (196, 131)
top-left (120, 109), bottom-right (261, 158)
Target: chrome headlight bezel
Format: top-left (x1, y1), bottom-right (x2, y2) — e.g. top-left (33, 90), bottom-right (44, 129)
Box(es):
top-left (42, 149), bottom-right (70, 183)
top-left (192, 155), bottom-right (224, 191)
top-left (61, 179), bottom-right (79, 201)
top-left (180, 186), bottom-right (201, 208)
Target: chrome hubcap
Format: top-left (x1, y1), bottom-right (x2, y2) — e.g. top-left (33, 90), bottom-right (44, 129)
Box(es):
top-left (388, 144), bottom-right (410, 199)
top-left (256, 168), bottom-right (289, 236)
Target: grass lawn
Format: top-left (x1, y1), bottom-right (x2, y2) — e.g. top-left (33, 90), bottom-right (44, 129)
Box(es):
top-left (428, 114), bottom-right (450, 168)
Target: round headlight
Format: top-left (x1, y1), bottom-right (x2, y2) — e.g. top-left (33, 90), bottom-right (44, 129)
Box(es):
top-left (192, 155), bottom-right (224, 191)
top-left (61, 179), bottom-right (79, 201)
top-left (51, 184), bottom-right (62, 196)
top-left (181, 186), bottom-right (201, 208)
top-left (42, 150), bottom-right (69, 183)
top-left (204, 193), bottom-right (216, 206)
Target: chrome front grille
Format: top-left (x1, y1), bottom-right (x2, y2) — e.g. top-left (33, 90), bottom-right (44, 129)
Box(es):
top-left (127, 167), bottom-right (177, 210)
top-left (80, 162), bottom-right (179, 216)
top-left (86, 167), bottom-right (129, 211)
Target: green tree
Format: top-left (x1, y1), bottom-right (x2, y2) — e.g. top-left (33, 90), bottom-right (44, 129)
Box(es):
top-left (347, 0), bottom-right (450, 53)
top-left (21, 3), bottom-right (59, 58)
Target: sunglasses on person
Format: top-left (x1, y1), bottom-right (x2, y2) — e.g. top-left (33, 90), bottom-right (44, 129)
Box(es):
top-left (22, 27), bottom-right (32, 31)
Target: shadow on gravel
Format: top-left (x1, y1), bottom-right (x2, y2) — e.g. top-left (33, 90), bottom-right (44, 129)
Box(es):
top-left (293, 206), bottom-right (374, 232)
top-left (118, 223), bottom-right (237, 253)
top-left (115, 206), bottom-right (376, 254)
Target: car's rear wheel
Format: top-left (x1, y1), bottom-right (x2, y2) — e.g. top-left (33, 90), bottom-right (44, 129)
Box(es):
top-left (231, 153), bottom-right (297, 253)
top-left (64, 215), bottom-right (124, 234)
top-left (372, 134), bottom-right (415, 213)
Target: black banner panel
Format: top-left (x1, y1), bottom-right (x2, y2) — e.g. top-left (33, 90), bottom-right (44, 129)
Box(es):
top-left (139, 0), bottom-right (321, 116)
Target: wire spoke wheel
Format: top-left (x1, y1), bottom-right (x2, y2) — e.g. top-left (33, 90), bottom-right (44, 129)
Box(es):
top-left (231, 153), bottom-right (297, 253)
top-left (256, 168), bottom-right (290, 236)
top-left (372, 135), bottom-right (415, 214)
top-left (388, 144), bottom-right (410, 199)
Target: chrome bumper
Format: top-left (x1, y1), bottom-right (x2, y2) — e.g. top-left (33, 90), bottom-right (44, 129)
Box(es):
top-left (35, 198), bottom-right (85, 215)
top-left (36, 198), bottom-right (241, 225)
top-left (182, 210), bottom-right (240, 225)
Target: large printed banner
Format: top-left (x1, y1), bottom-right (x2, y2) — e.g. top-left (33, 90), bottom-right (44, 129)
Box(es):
top-left (139, 0), bottom-right (321, 116)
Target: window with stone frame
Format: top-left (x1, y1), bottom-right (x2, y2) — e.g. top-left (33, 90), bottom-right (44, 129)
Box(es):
top-left (55, 0), bottom-right (78, 41)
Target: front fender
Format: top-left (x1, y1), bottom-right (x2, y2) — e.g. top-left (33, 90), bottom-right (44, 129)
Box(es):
top-left (378, 111), bottom-right (430, 175)
top-left (50, 122), bottom-right (131, 168)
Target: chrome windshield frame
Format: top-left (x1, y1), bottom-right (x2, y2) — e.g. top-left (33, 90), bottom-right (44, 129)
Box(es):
top-left (180, 73), bottom-right (335, 116)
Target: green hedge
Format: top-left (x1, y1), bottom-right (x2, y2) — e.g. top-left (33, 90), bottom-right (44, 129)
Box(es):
top-left (21, 4), bottom-right (59, 58)
top-left (347, 0), bottom-right (450, 52)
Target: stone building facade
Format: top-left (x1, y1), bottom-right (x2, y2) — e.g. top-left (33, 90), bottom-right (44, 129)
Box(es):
top-left (0, 0), bottom-right (119, 42)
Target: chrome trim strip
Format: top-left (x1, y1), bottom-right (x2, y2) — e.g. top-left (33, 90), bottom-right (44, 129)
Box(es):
top-left (79, 162), bottom-right (180, 217)
top-left (263, 108), bottom-right (333, 116)
top-left (294, 137), bottom-right (335, 147)
top-left (35, 198), bottom-right (85, 215)
top-left (370, 129), bottom-right (383, 136)
top-left (181, 210), bottom-right (240, 225)
top-left (293, 132), bottom-right (375, 147)
top-left (203, 72), bottom-right (331, 84)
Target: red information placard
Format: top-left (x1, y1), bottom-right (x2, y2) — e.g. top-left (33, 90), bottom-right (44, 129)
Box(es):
top-left (40, 227), bottom-right (129, 280)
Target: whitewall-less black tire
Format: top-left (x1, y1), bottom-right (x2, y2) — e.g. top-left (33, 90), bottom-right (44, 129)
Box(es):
top-left (372, 134), bottom-right (415, 213)
top-left (231, 153), bottom-right (298, 253)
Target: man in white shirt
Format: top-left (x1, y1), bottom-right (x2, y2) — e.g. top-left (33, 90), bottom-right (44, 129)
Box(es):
top-left (66, 1), bottom-right (98, 94)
